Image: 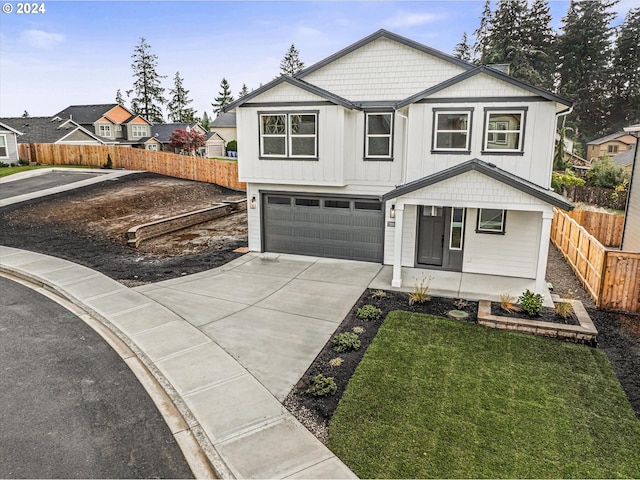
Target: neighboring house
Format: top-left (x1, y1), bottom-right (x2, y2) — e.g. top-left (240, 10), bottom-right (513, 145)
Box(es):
top-left (612, 146), bottom-right (635, 171)
top-left (54, 104), bottom-right (154, 148)
top-left (205, 132), bottom-right (226, 158)
top-left (0, 121), bottom-right (23, 165)
top-left (586, 131), bottom-right (636, 162)
top-left (0, 116), bottom-right (105, 147)
top-left (621, 125), bottom-right (640, 252)
top-left (225, 29), bottom-right (574, 293)
top-left (150, 122), bottom-right (207, 153)
top-left (210, 112), bottom-right (236, 145)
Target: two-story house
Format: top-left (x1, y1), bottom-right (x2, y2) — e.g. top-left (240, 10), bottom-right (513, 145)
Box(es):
top-left (225, 30), bottom-right (573, 294)
top-left (586, 131), bottom-right (637, 162)
top-left (54, 104), bottom-right (155, 149)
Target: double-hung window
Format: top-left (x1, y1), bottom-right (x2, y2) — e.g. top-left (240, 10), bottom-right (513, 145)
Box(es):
top-left (0, 135), bottom-right (8, 158)
top-left (98, 124), bottom-right (112, 138)
top-left (260, 112), bottom-right (317, 159)
top-left (365, 113), bottom-right (393, 159)
top-left (433, 110), bottom-right (472, 152)
top-left (132, 125), bottom-right (146, 138)
top-left (484, 108), bottom-right (526, 153)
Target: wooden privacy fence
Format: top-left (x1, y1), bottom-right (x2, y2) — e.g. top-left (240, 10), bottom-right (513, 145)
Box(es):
top-left (18, 143), bottom-right (245, 190)
top-left (566, 209), bottom-right (624, 247)
top-left (551, 207), bottom-right (640, 313)
top-left (561, 185), bottom-right (627, 211)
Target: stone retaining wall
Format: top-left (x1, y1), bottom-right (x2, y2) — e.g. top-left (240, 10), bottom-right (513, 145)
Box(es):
top-left (127, 200), bottom-right (246, 248)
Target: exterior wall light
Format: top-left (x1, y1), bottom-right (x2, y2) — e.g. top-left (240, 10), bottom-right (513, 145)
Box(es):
top-left (390, 205), bottom-right (396, 218)
top-left (250, 196), bottom-right (257, 209)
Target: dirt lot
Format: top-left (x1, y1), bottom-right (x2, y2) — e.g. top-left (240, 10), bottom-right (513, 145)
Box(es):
top-left (0, 172), bottom-right (248, 285)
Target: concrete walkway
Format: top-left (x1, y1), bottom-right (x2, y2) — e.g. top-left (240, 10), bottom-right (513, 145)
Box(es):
top-left (0, 246), bottom-right (372, 479)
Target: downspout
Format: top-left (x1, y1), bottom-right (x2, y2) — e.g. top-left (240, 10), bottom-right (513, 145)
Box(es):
top-left (396, 110), bottom-right (409, 185)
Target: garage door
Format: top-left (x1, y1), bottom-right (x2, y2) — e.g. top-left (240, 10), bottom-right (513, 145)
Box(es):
top-left (263, 194), bottom-right (384, 262)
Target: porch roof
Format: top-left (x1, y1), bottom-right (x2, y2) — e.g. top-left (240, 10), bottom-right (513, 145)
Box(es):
top-left (381, 158), bottom-right (574, 211)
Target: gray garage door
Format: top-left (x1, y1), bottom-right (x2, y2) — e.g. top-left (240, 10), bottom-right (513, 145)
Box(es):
top-left (263, 194), bottom-right (384, 262)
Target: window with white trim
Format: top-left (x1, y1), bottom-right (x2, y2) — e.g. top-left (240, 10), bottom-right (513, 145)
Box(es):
top-left (484, 111), bottom-right (524, 152)
top-left (449, 207), bottom-right (465, 249)
top-left (260, 113), bottom-right (317, 158)
top-left (132, 125), bottom-right (147, 138)
top-left (433, 111), bottom-right (471, 151)
top-left (0, 134), bottom-right (8, 157)
top-left (477, 209), bottom-right (506, 234)
top-left (365, 113), bottom-right (393, 158)
top-left (98, 124), bottom-right (112, 137)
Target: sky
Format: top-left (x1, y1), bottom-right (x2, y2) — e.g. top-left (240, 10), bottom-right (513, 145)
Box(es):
top-left (0, 0), bottom-right (634, 120)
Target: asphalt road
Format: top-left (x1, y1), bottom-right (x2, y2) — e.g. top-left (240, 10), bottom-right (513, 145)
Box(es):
top-left (0, 276), bottom-right (193, 479)
top-left (0, 171), bottom-right (101, 199)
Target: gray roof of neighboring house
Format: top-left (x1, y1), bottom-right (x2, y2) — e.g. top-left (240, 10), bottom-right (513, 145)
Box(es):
top-left (151, 123), bottom-right (203, 143)
top-left (54, 104), bottom-right (122, 124)
top-left (381, 158), bottom-right (574, 211)
top-left (587, 131), bottom-right (635, 145)
top-left (0, 121), bottom-right (23, 135)
top-left (0, 116), bottom-right (104, 144)
top-left (211, 112), bottom-right (236, 127)
top-left (613, 147), bottom-right (636, 168)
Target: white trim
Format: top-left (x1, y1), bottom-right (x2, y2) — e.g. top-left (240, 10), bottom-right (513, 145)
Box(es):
top-left (484, 111), bottom-right (524, 152)
top-left (449, 207), bottom-right (465, 250)
top-left (433, 111), bottom-right (470, 151)
top-left (365, 112), bottom-right (393, 158)
top-left (0, 134), bottom-right (8, 158)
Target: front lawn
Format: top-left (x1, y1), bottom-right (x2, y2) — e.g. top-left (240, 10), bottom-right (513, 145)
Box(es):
top-left (0, 165), bottom-right (91, 178)
top-left (328, 312), bottom-right (640, 478)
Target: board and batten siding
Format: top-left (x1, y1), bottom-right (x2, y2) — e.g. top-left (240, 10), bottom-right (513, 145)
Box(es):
top-left (623, 156), bottom-right (640, 252)
top-left (462, 209), bottom-right (541, 278)
top-left (302, 37), bottom-right (466, 101)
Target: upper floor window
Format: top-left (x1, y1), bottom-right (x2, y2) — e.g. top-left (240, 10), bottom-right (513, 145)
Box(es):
top-left (260, 112), bottom-right (317, 159)
top-left (0, 134), bottom-right (8, 157)
top-left (98, 124), bottom-right (112, 137)
top-left (132, 125), bottom-right (147, 138)
top-left (607, 144), bottom-right (619, 154)
top-left (365, 113), bottom-right (393, 159)
top-left (433, 110), bottom-right (472, 152)
top-left (483, 109), bottom-right (526, 153)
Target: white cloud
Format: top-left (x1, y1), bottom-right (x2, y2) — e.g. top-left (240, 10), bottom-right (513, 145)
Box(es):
top-left (387, 12), bottom-right (445, 28)
top-left (20, 30), bottom-right (65, 49)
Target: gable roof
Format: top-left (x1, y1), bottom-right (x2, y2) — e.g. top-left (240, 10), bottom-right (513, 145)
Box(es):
top-left (396, 65), bottom-right (572, 109)
top-left (151, 123), bottom-right (204, 143)
top-left (223, 75), bottom-right (357, 112)
top-left (211, 112), bottom-right (236, 127)
top-left (0, 116), bottom-right (105, 144)
top-left (587, 131), bottom-right (636, 146)
top-left (295, 29), bottom-right (473, 79)
top-left (381, 158), bottom-right (573, 210)
top-left (0, 120), bottom-right (23, 135)
top-left (55, 104), bottom-right (123, 124)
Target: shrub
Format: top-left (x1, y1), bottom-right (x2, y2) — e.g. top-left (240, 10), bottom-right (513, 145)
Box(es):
top-left (370, 289), bottom-right (386, 299)
top-left (500, 293), bottom-right (521, 313)
top-left (0, 162), bottom-right (9, 168)
top-left (102, 153), bottom-right (113, 169)
top-left (333, 332), bottom-right (361, 353)
top-left (226, 140), bottom-right (237, 153)
top-left (328, 357), bottom-right (344, 367)
top-left (18, 158), bottom-right (29, 166)
top-left (305, 374), bottom-right (337, 397)
top-left (518, 289), bottom-right (544, 317)
top-left (586, 155), bottom-right (630, 189)
top-left (551, 169), bottom-right (585, 193)
top-left (352, 326), bottom-right (365, 334)
top-left (555, 301), bottom-right (575, 320)
top-left (408, 275), bottom-right (432, 305)
top-left (356, 304), bottom-right (382, 321)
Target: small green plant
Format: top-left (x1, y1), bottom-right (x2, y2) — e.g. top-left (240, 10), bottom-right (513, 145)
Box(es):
top-left (352, 326), bottom-right (365, 334)
top-left (518, 289), bottom-right (544, 317)
top-left (371, 289), bottom-right (386, 299)
top-left (18, 158), bottom-right (29, 166)
top-left (356, 304), bottom-right (382, 321)
top-left (305, 374), bottom-right (337, 397)
top-left (332, 332), bottom-right (361, 353)
top-left (103, 153), bottom-right (113, 169)
top-left (408, 275), bottom-right (432, 305)
top-left (328, 357), bottom-right (344, 367)
top-left (454, 298), bottom-right (468, 309)
top-left (555, 301), bottom-right (575, 320)
top-left (226, 140), bottom-right (237, 153)
top-left (0, 162), bottom-right (9, 168)
top-left (500, 293), bottom-right (521, 313)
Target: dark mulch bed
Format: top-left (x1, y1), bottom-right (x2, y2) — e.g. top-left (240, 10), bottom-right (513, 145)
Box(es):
top-left (490, 302), bottom-right (580, 326)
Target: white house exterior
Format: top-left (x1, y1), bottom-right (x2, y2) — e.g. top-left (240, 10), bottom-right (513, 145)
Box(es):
top-left (225, 30), bottom-right (573, 293)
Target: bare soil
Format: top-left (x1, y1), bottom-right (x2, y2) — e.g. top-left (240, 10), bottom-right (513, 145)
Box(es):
top-left (0, 172), bottom-right (248, 285)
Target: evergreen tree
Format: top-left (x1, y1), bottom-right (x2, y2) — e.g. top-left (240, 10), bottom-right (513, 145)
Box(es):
top-left (212, 78), bottom-right (234, 115)
top-left (115, 89), bottom-right (125, 106)
top-left (127, 37), bottom-right (166, 123)
top-left (239, 83), bottom-right (249, 97)
top-left (473, 0), bottom-right (493, 63)
top-left (522, 0), bottom-right (556, 89)
top-left (610, 8), bottom-right (640, 129)
top-left (167, 71), bottom-right (196, 122)
top-left (453, 32), bottom-right (473, 61)
top-left (22, 110), bottom-right (30, 117)
top-left (280, 43), bottom-right (305, 75)
top-left (201, 111), bottom-right (210, 130)
top-left (557, 0), bottom-right (617, 143)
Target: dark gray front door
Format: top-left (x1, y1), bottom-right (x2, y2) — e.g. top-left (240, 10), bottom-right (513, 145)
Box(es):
top-left (417, 206), bottom-right (445, 265)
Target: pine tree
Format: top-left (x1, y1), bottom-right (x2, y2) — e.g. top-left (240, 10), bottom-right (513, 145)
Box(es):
top-left (453, 32), bottom-right (473, 61)
top-left (557, 0), bottom-right (617, 143)
top-left (127, 37), bottom-right (166, 123)
top-left (522, 0), bottom-right (556, 89)
top-left (239, 83), bottom-right (249, 97)
top-left (201, 111), bottom-right (210, 130)
top-left (167, 71), bottom-right (196, 122)
top-left (115, 89), bottom-right (125, 106)
top-left (280, 43), bottom-right (305, 75)
top-left (610, 8), bottom-right (640, 129)
top-left (473, 0), bottom-right (493, 63)
top-left (212, 78), bottom-right (234, 115)
top-left (22, 110), bottom-right (30, 117)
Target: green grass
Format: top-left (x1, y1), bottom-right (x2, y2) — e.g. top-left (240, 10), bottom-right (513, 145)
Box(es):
top-left (0, 165), bottom-right (92, 178)
top-left (328, 311), bottom-right (640, 479)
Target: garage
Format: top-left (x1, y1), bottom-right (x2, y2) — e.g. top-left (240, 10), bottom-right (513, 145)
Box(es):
top-left (262, 193), bottom-right (384, 262)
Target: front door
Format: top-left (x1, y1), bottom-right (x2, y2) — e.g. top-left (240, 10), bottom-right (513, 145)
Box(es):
top-left (417, 206), bottom-right (445, 265)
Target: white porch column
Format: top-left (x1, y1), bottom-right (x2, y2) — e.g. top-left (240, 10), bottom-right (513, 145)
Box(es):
top-left (392, 205), bottom-right (404, 287)
top-left (535, 210), bottom-right (554, 293)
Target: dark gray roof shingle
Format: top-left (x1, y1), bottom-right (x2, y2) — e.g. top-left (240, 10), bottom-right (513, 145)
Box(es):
top-left (54, 104), bottom-right (120, 124)
top-left (0, 117), bottom-right (103, 144)
top-left (211, 112), bottom-right (236, 127)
